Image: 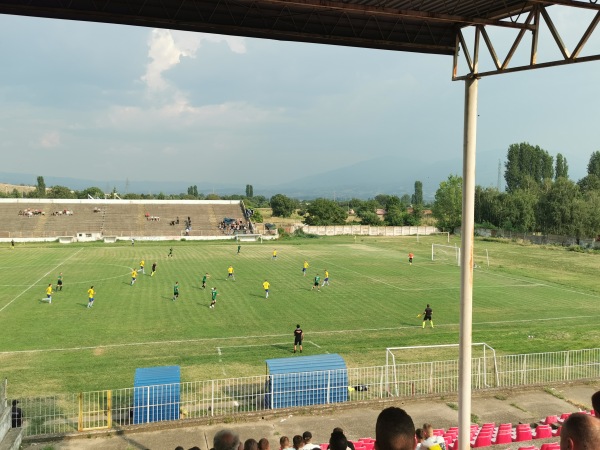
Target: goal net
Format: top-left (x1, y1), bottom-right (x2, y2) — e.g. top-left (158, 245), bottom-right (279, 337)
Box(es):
top-left (431, 243), bottom-right (460, 266)
top-left (236, 234), bottom-right (263, 242)
top-left (385, 343), bottom-right (498, 397)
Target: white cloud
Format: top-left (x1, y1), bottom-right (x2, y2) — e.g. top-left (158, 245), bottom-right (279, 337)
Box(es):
top-left (141, 29), bottom-right (246, 91)
top-left (40, 131), bottom-right (60, 148)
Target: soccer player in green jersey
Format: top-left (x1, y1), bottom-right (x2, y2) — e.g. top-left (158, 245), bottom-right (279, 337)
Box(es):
top-left (311, 274), bottom-right (321, 291)
top-left (210, 287), bottom-right (219, 308)
top-left (172, 281), bottom-right (180, 301)
top-left (202, 273), bottom-right (209, 289)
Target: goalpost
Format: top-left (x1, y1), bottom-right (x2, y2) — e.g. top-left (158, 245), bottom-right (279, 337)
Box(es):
top-left (431, 244), bottom-right (490, 268)
top-left (385, 343), bottom-right (498, 397)
top-left (431, 243), bottom-right (461, 266)
top-left (236, 234), bottom-right (263, 243)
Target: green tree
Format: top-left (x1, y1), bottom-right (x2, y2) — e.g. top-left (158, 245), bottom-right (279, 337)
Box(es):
top-left (270, 194), bottom-right (297, 218)
top-left (400, 194), bottom-right (411, 206)
top-left (79, 186), bottom-right (104, 199)
top-left (35, 176), bottom-right (46, 198)
top-left (187, 185), bottom-right (198, 198)
top-left (245, 184), bottom-right (254, 198)
top-left (587, 151), bottom-right (600, 177)
top-left (357, 210), bottom-right (381, 225)
top-left (555, 153), bottom-right (569, 180)
top-left (48, 185), bottom-right (75, 199)
top-left (433, 175), bottom-right (462, 231)
top-left (504, 188), bottom-right (538, 232)
top-left (304, 198), bottom-right (347, 225)
top-left (577, 174), bottom-right (600, 193)
top-left (206, 193), bottom-right (221, 200)
top-left (384, 206), bottom-right (405, 226)
top-left (504, 142), bottom-right (554, 192)
top-left (412, 181), bottom-right (424, 205)
top-left (537, 178), bottom-right (581, 235)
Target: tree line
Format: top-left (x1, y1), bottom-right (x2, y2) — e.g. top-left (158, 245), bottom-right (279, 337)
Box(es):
top-left (433, 143), bottom-right (600, 240)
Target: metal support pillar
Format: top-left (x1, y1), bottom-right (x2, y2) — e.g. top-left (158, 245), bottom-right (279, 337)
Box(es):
top-left (458, 76), bottom-right (478, 450)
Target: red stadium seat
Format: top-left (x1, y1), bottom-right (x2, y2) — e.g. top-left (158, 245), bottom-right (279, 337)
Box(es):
top-left (540, 444), bottom-right (560, 450)
top-left (473, 433), bottom-right (492, 447)
top-left (517, 446), bottom-right (538, 450)
top-left (544, 415), bottom-right (558, 425)
top-left (514, 425), bottom-right (533, 442)
top-left (535, 425), bottom-right (552, 439)
top-left (493, 432), bottom-right (512, 445)
top-left (552, 426), bottom-right (562, 437)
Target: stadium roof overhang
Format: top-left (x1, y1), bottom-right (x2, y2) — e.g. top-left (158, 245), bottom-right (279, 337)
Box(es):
top-left (0, 1), bottom-right (598, 79)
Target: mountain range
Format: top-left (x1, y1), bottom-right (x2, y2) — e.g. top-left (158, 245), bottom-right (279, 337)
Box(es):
top-left (0, 151), bottom-right (503, 200)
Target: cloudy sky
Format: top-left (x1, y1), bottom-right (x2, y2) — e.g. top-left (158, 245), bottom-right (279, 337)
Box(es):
top-left (0, 6), bottom-right (598, 191)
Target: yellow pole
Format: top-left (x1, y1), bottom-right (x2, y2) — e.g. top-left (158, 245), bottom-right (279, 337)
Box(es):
top-left (106, 390), bottom-right (112, 429)
top-left (78, 393), bottom-right (83, 432)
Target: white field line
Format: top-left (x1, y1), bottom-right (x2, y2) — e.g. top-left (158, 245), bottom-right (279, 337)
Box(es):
top-left (307, 340), bottom-right (321, 348)
top-left (0, 248), bottom-right (83, 314)
top-left (2, 314), bottom-right (598, 356)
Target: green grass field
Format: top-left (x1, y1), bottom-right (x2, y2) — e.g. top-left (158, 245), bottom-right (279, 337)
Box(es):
top-left (1, 235), bottom-right (599, 397)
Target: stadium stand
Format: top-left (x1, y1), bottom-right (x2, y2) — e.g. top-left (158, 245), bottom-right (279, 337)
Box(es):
top-left (0, 199), bottom-right (248, 240)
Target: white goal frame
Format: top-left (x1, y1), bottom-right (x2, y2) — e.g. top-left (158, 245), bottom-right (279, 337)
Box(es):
top-left (431, 243), bottom-right (461, 266)
top-left (236, 234), bottom-right (263, 242)
top-left (385, 343), bottom-right (498, 396)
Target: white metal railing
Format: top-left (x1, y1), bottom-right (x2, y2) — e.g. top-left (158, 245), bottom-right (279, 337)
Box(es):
top-left (13, 348), bottom-right (600, 437)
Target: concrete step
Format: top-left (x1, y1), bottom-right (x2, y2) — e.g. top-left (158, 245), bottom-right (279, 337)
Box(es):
top-left (0, 427), bottom-right (23, 450)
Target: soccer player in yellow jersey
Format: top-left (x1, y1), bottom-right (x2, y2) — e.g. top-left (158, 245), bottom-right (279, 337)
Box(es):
top-left (272, 249), bottom-right (277, 260)
top-left (44, 283), bottom-right (53, 304)
top-left (322, 269), bottom-right (330, 286)
top-left (263, 280), bottom-right (270, 298)
top-left (139, 260), bottom-right (145, 274)
top-left (131, 268), bottom-right (138, 285)
top-left (302, 260), bottom-right (309, 276)
top-left (87, 286), bottom-right (95, 308)
top-left (227, 265), bottom-right (235, 281)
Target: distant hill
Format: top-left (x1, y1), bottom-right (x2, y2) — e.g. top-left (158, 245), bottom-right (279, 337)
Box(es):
top-left (0, 152), bottom-right (501, 200)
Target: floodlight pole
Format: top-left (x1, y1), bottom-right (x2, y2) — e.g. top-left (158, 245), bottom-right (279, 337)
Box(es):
top-left (458, 76), bottom-right (478, 450)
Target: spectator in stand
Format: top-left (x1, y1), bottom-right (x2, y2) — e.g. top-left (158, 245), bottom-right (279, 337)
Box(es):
top-left (560, 412), bottom-right (600, 450)
top-left (329, 431), bottom-right (349, 450)
top-left (258, 438), bottom-right (270, 450)
top-left (375, 407), bottom-right (416, 450)
top-left (415, 429), bottom-right (424, 450)
top-left (421, 424), bottom-right (446, 449)
top-left (11, 400), bottom-right (22, 428)
top-left (592, 390), bottom-right (600, 416)
top-left (280, 436), bottom-right (292, 450)
top-left (244, 439), bottom-right (259, 450)
top-left (331, 428), bottom-right (354, 450)
top-left (302, 431), bottom-right (320, 450)
top-left (292, 436), bottom-right (304, 450)
top-left (213, 429), bottom-right (242, 450)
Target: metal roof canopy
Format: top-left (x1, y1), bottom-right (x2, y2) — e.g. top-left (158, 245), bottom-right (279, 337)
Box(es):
top-left (1, 2), bottom-right (598, 449)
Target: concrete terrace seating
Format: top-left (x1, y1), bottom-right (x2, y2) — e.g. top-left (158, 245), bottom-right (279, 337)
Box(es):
top-left (0, 199), bottom-right (246, 239)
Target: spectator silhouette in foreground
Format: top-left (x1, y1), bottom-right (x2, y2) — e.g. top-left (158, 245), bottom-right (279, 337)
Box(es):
top-left (244, 439), bottom-right (259, 450)
top-left (560, 412), bottom-right (600, 450)
top-left (592, 390), bottom-right (600, 416)
top-left (280, 436), bottom-right (292, 450)
top-left (332, 428), bottom-right (355, 450)
top-left (375, 407), bottom-right (416, 450)
top-left (302, 431), bottom-right (320, 450)
top-left (329, 430), bottom-right (349, 450)
top-left (258, 438), bottom-right (270, 450)
top-left (213, 429), bottom-right (242, 450)
top-left (292, 435), bottom-right (304, 450)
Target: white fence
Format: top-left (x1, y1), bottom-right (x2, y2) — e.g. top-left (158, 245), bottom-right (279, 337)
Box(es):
top-left (300, 225), bottom-right (439, 236)
top-left (11, 348), bottom-right (600, 437)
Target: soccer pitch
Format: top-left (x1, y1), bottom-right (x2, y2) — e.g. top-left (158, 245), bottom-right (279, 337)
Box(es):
top-left (1, 235), bottom-right (599, 397)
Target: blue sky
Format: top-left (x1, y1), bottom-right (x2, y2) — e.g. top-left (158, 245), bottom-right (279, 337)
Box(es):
top-left (0, 6), bottom-right (598, 190)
